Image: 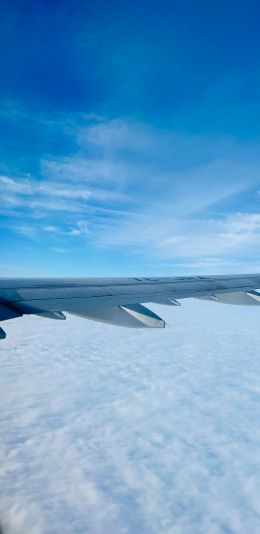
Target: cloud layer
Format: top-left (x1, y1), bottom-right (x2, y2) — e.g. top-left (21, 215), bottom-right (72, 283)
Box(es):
top-left (1, 303), bottom-right (260, 533)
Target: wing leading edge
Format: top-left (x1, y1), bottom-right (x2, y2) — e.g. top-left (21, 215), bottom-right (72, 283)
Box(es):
top-left (1, 274), bottom-right (260, 339)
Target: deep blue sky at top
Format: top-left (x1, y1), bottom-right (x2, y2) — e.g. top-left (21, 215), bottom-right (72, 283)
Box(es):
top-left (1, 0), bottom-right (260, 276)
top-left (2, 0), bottom-right (260, 134)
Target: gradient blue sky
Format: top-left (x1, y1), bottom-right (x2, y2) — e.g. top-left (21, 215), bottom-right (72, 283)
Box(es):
top-left (1, 0), bottom-right (260, 276)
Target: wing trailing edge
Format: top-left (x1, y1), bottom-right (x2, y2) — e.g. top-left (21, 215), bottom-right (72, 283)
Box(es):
top-left (196, 290), bottom-right (260, 306)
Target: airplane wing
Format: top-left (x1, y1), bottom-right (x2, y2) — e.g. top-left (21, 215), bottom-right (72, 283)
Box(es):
top-left (1, 273), bottom-right (260, 339)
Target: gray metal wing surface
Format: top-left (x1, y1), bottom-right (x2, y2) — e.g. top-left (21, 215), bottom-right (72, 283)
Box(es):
top-left (1, 274), bottom-right (260, 339)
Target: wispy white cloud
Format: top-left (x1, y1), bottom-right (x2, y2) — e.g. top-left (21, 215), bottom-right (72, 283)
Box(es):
top-left (1, 114), bottom-right (260, 268)
top-left (12, 223), bottom-right (38, 239)
top-left (93, 211), bottom-right (260, 264)
top-left (0, 174), bottom-right (123, 209)
top-left (67, 220), bottom-right (90, 236)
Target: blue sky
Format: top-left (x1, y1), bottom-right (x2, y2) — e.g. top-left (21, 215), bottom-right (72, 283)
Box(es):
top-left (1, 0), bottom-right (260, 276)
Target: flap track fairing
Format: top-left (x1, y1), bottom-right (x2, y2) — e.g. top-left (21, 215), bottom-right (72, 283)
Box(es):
top-left (69, 303), bottom-right (165, 328)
